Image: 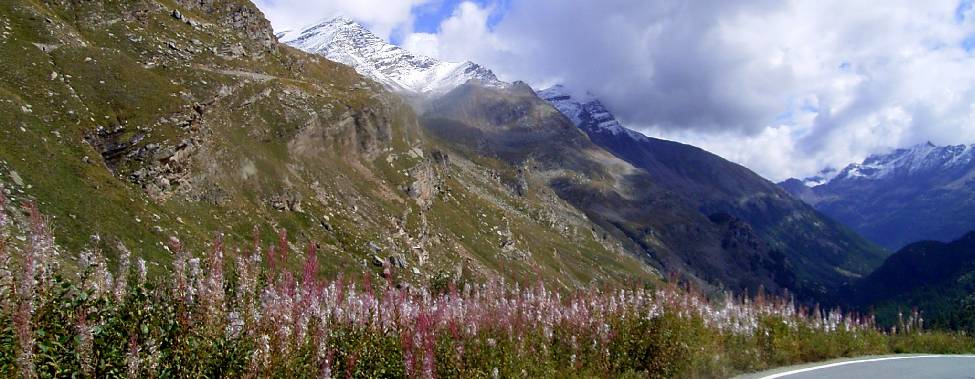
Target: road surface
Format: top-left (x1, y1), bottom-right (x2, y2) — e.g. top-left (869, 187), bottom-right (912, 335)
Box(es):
top-left (738, 355), bottom-right (975, 379)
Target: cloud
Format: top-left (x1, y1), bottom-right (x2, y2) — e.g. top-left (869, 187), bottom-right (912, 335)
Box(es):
top-left (405, 0), bottom-right (975, 181)
top-left (402, 2), bottom-right (509, 63)
top-left (253, 0), bottom-right (437, 40)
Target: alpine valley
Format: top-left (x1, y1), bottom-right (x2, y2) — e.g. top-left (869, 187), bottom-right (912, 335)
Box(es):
top-left (0, 0), bottom-right (886, 306)
top-left (2, 1), bottom-right (975, 377)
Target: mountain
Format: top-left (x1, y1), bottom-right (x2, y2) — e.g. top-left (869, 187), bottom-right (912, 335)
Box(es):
top-left (0, 0), bottom-right (656, 287)
top-left (846, 231), bottom-right (975, 333)
top-left (278, 17), bottom-right (503, 97)
top-left (422, 82), bottom-right (803, 294)
top-left (0, 0), bottom-right (889, 301)
top-left (780, 142), bottom-right (975, 250)
top-left (280, 17), bottom-right (889, 297)
top-left (538, 85), bottom-right (887, 296)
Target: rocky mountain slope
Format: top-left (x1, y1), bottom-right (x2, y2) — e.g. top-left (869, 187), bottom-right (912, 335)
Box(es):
top-left (537, 85), bottom-right (886, 296)
top-left (0, 0), bottom-right (654, 287)
top-left (278, 17), bottom-right (502, 97)
top-left (845, 231), bottom-right (975, 333)
top-left (781, 142), bottom-right (975, 250)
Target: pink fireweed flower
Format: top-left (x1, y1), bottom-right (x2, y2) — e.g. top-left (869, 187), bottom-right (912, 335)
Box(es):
top-left (115, 242), bottom-right (132, 301)
top-left (126, 331), bottom-right (140, 379)
top-left (136, 258), bottom-right (147, 286)
top-left (201, 234), bottom-right (226, 330)
top-left (76, 310), bottom-right (94, 377)
top-left (0, 190), bottom-right (7, 231)
top-left (321, 348), bottom-right (336, 379)
top-left (345, 352), bottom-right (359, 379)
top-left (169, 237), bottom-right (188, 301)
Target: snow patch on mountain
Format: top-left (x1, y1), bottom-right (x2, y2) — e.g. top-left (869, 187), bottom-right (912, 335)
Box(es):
top-left (279, 16), bottom-right (503, 96)
top-left (537, 85), bottom-right (647, 141)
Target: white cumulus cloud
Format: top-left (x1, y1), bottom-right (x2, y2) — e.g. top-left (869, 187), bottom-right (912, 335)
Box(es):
top-left (401, 0), bottom-right (975, 181)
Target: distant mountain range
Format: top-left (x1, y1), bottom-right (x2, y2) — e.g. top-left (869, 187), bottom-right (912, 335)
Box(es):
top-left (781, 142), bottom-right (975, 250)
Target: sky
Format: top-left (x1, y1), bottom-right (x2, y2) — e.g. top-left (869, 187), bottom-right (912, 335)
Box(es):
top-left (254, 0), bottom-right (975, 182)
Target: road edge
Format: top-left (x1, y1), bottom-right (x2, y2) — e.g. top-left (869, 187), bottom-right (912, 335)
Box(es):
top-left (733, 354), bottom-right (975, 379)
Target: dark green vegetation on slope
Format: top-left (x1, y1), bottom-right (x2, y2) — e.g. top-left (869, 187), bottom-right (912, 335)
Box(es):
top-left (845, 231), bottom-right (975, 334)
top-left (0, 0), bottom-right (653, 287)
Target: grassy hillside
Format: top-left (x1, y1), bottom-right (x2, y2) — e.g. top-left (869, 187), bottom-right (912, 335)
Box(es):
top-left (0, 0), bottom-right (653, 287)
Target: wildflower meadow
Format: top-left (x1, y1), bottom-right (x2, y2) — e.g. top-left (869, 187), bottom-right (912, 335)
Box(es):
top-left (0, 192), bottom-right (971, 378)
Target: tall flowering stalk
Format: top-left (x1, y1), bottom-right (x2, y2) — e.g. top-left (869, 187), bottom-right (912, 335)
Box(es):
top-left (201, 234), bottom-right (226, 332)
top-left (0, 191), bottom-right (10, 305)
top-left (115, 242), bottom-right (132, 302)
top-left (126, 331), bottom-right (140, 379)
top-left (75, 310), bottom-right (94, 377)
top-left (0, 191), bottom-right (6, 230)
top-left (13, 202), bottom-right (48, 379)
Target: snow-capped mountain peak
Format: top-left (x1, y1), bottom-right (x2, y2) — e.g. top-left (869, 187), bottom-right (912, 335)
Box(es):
top-left (799, 141), bottom-right (975, 186)
top-left (537, 85), bottom-right (646, 141)
top-left (780, 140), bottom-right (975, 250)
top-left (279, 17), bottom-right (503, 96)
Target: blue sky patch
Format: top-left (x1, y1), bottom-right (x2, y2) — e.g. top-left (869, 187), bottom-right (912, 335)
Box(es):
top-left (957, 0), bottom-right (973, 23)
top-left (412, 0), bottom-right (509, 33)
top-left (390, 0), bottom-right (508, 45)
top-left (963, 34), bottom-right (975, 52)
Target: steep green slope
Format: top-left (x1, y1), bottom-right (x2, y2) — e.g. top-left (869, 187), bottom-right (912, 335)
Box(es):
top-left (0, 0), bottom-right (653, 286)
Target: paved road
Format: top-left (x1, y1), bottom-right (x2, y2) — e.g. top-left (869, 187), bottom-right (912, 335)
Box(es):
top-left (739, 355), bottom-right (975, 379)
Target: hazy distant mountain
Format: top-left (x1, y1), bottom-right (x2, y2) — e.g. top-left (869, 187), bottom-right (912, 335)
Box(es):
top-left (781, 142), bottom-right (975, 250)
top-left (278, 17), bottom-right (503, 96)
